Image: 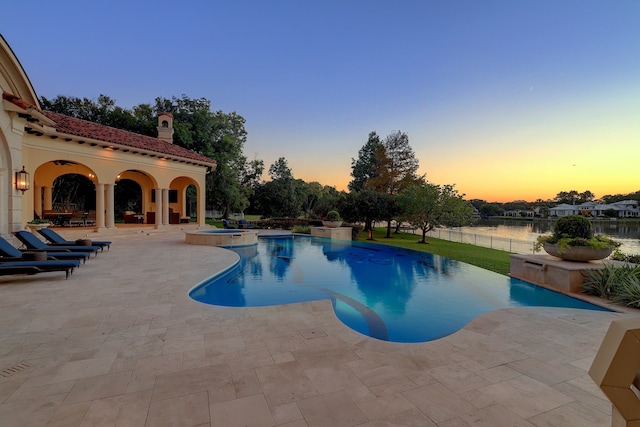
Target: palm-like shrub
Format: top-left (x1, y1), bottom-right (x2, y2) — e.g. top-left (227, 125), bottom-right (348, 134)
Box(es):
top-left (582, 264), bottom-right (640, 308)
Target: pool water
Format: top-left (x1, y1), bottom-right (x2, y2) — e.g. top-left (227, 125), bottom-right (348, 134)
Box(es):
top-left (189, 235), bottom-right (609, 343)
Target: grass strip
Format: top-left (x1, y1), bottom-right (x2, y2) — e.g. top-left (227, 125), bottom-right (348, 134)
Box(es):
top-left (364, 228), bottom-right (512, 276)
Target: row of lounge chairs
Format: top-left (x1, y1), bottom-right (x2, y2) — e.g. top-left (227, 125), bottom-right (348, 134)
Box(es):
top-left (0, 229), bottom-right (112, 279)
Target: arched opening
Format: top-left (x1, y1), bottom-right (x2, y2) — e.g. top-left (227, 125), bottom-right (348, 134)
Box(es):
top-left (52, 173), bottom-right (96, 212)
top-left (114, 178), bottom-right (142, 222)
top-left (186, 184), bottom-right (197, 220)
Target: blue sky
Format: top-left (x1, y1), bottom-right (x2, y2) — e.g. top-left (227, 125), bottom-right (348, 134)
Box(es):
top-left (3, 0), bottom-right (639, 201)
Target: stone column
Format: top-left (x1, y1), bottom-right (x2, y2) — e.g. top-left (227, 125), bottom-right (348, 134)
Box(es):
top-left (105, 183), bottom-right (115, 228)
top-left (155, 188), bottom-right (163, 227)
top-left (96, 183), bottom-right (105, 229)
top-left (162, 188), bottom-right (170, 225)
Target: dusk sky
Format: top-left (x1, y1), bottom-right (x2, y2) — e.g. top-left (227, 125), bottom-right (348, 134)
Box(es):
top-left (3, 1), bottom-right (639, 202)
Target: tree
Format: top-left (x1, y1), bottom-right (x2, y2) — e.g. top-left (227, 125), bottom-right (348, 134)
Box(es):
top-left (302, 182), bottom-right (342, 218)
top-left (554, 190), bottom-right (594, 205)
top-left (479, 203), bottom-right (504, 217)
top-left (268, 157), bottom-right (294, 181)
top-left (366, 130), bottom-right (424, 238)
top-left (254, 158), bottom-right (306, 218)
top-left (339, 189), bottom-right (390, 240)
top-left (348, 131), bottom-right (382, 192)
top-left (397, 183), bottom-right (475, 244)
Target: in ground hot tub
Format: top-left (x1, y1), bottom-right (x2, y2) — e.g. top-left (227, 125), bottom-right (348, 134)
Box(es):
top-left (185, 229), bottom-right (259, 247)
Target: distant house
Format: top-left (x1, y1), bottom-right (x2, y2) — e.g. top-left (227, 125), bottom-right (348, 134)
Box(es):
top-left (548, 204), bottom-right (581, 217)
top-left (504, 210), bottom-right (534, 218)
top-left (549, 200), bottom-right (639, 218)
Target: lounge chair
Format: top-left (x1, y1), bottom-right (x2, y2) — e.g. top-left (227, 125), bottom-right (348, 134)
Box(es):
top-left (37, 228), bottom-right (111, 251)
top-left (238, 219), bottom-right (254, 229)
top-left (0, 259), bottom-right (80, 279)
top-left (12, 231), bottom-right (101, 257)
top-left (222, 219), bottom-right (237, 229)
top-left (0, 235), bottom-right (90, 264)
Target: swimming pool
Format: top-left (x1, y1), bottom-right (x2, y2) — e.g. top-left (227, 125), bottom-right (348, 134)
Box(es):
top-left (189, 235), bottom-right (609, 343)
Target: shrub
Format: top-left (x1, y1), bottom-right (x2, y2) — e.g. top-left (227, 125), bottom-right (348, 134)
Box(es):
top-left (611, 250), bottom-right (640, 264)
top-left (292, 225), bottom-right (311, 234)
top-left (582, 264), bottom-right (640, 308)
top-left (554, 215), bottom-right (593, 240)
top-left (326, 210), bottom-right (341, 221)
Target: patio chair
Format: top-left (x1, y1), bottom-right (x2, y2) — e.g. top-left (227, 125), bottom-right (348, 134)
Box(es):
top-left (37, 228), bottom-right (111, 251)
top-left (0, 259), bottom-right (80, 279)
top-left (85, 210), bottom-right (96, 226)
top-left (12, 231), bottom-right (101, 257)
top-left (0, 235), bottom-right (90, 264)
top-left (222, 219), bottom-right (237, 229)
top-left (68, 210), bottom-right (86, 227)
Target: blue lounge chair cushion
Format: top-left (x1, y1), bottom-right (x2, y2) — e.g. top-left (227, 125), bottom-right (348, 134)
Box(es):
top-left (0, 236), bottom-right (89, 263)
top-left (13, 231), bottom-right (101, 256)
top-left (37, 228), bottom-right (111, 251)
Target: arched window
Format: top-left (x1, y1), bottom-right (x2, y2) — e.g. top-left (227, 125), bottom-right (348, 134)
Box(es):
top-left (161, 120), bottom-right (169, 128)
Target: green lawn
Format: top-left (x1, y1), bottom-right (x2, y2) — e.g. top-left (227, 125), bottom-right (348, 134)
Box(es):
top-left (365, 228), bottom-right (512, 276)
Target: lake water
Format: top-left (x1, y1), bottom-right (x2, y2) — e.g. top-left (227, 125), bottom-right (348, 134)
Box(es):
top-left (450, 218), bottom-right (640, 255)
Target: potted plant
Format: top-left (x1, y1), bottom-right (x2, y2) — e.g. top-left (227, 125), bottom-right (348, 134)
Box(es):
top-left (26, 219), bottom-right (51, 232)
top-left (322, 210), bottom-right (343, 228)
top-left (534, 215), bottom-right (620, 262)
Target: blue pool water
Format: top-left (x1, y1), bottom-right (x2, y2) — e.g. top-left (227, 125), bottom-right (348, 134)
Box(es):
top-left (189, 236), bottom-right (609, 343)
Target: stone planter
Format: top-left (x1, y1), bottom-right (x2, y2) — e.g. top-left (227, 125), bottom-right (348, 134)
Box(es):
top-left (26, 223), bottom-right (50, 233)
top-left (543, 243), bottom-right (612, 262)
top-left (322, 220), bottom-right (343, 228)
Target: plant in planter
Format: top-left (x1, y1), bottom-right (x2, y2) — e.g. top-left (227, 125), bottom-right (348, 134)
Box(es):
top-left (26, 219), bottom-right (51, 231)
top-left (322, 210), bottom-right (343, 228)
top-left (28, 219), bottom-right (50, 225)
top-left (534, 215), bottom-right (620, 261)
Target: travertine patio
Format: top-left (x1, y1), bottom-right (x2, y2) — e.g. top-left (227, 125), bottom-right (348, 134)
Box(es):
top-left (0, 226), bottom-right (636, 426)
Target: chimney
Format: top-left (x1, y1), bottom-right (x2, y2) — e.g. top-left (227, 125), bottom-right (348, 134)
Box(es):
top-left (157, 112), bottom-right (174, 144)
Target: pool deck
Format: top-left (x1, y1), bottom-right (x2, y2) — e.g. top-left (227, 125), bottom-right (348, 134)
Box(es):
top-left (0, 226), bottom-right (638, 426)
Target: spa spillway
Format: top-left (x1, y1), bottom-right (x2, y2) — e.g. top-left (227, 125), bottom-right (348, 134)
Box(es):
top-left (185, 229), bottom-right (259, 247)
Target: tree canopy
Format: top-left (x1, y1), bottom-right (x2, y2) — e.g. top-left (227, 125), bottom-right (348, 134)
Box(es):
top-left (397, 183), bottom-right (475, 243)
top-left (41, 94), bottom-right (260, 216)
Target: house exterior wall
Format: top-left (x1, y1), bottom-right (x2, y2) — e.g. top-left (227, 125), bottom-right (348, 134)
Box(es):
top-left (1, 35), bottom-right (212, 235)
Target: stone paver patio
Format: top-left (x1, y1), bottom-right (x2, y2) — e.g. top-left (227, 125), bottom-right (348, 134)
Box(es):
top-left (0, 226), bottom-right (636, 426)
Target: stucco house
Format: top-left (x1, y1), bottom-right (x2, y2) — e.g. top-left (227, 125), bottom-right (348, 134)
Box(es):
top-left (549, 200), bottom-right (639, 218)
top-left (1, 35), bottom-right (216, 238)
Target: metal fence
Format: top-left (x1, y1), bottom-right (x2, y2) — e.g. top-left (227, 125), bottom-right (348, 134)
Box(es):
top-left (205, 210), bottom-right (245, 220)
top-left (423, 228), bottom-right (536, 254)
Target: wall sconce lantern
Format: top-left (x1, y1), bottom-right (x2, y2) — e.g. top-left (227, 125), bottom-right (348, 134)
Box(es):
top-left (15, 166), bottom-right (29, 193)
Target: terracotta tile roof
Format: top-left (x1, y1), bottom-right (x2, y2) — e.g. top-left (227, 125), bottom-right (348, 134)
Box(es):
top-left (42, 111), bottom-right (215, 165)
top-left (3, 92), bottom-right (37, 110)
